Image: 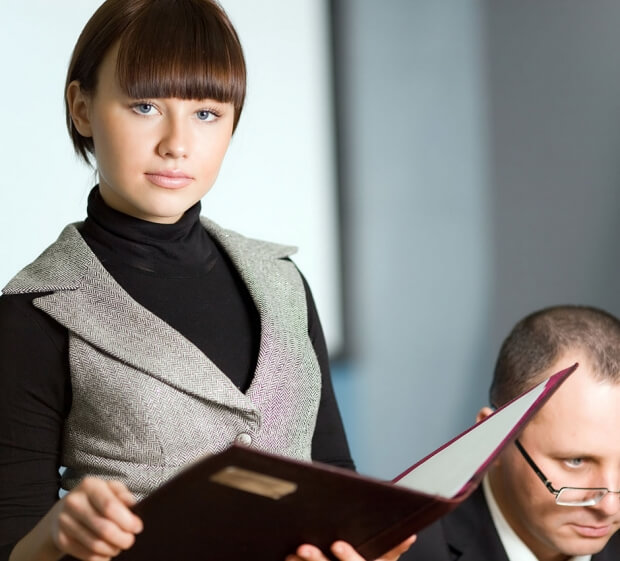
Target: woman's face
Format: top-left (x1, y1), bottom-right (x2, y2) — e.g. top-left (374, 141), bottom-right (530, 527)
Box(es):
top-left (68, 45), bottom-right (235, 224)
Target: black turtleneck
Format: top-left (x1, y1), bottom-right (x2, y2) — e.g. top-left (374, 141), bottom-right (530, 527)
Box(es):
top-left (80, 188), bottom-right (260, 391)
top-left (0, 188), bottom-right (353, 556)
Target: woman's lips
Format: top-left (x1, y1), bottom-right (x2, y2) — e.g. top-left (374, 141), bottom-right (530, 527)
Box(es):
top-left (145, 171), bottom-right (193, 189)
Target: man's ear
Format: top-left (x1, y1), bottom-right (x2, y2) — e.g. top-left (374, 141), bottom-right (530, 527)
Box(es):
top-left (476, 406), bottom-right (495, 424)
top-left (477, 406), bottom-right (505, 468)
top-left (66, 80), bottom-right (93, 137)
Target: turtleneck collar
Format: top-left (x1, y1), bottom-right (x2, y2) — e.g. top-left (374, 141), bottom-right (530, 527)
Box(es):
top-left (80, 186), bottom-right (217, 277)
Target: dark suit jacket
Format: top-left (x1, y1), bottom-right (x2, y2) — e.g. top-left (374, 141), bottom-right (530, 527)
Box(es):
top-left (402, 486), bottom-right (620, 560)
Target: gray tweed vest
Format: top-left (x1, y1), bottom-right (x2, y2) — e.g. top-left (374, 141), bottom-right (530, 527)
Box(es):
top-left (3, 218), bottom-right (321, 499)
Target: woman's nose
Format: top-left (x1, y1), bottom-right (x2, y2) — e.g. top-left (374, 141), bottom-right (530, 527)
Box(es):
top-left (157, 119), bottom-right (190, 159)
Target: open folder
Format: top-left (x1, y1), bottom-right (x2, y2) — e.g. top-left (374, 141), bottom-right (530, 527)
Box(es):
top-left (64, 364), bottom-right (576, 561)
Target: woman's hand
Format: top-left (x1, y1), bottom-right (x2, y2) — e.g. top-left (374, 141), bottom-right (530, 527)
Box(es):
top-left (10, 477), bottom-right (143, 561)
top-left (286, 535), bottom-right (416, 561)
top-left (49, 477), bottom-right (143, 560)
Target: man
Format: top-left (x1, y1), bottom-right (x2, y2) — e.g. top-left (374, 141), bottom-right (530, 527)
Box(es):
top-left (407, 305), bottom-right (620, 560)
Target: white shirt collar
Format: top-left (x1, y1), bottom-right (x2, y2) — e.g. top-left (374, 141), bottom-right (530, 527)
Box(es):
top-left (482, 476), bottom-right (591, 561)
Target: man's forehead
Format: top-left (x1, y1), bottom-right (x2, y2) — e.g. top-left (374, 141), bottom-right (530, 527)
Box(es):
top-left (526, 364), bottom-right (620, 454)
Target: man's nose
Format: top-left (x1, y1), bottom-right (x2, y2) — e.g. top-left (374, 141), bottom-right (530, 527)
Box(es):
top-left (593, 488), bottom-right (620, 516)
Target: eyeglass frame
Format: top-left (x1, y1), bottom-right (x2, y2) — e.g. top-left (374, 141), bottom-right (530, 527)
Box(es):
top-left (514, 439), bottom-right (620, 507)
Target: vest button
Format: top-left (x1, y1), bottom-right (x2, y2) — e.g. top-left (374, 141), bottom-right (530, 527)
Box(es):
top-left (235, 433), bottom-right (252, 446)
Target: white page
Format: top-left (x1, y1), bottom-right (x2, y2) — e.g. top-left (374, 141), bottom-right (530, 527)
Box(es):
top-left (395, 379), bottom-right (547, 497)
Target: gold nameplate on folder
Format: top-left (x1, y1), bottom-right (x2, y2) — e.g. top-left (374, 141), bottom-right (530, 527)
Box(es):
top-left (210, 465), bottom-right (298, 500)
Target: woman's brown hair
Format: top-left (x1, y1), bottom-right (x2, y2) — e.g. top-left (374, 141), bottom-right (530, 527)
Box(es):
top-left (65, 0), bottom-right (246, 164)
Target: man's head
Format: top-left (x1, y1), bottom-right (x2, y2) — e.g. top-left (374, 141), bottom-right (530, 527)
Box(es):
top-left (490, 305), bottom-right (620, 407)
top-left (481, 305), bottom-right (620, 561)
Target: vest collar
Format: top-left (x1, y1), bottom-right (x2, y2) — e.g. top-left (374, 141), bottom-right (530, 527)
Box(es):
top-left (3, 220), bottom-right (297, 417)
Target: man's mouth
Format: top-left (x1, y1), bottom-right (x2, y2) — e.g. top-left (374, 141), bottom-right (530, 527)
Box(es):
top-left (568, 523), bottom-right (613, 539)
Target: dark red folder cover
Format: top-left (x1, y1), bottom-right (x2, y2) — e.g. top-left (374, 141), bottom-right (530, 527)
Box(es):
top-left (63, 364), bottom-right (577, 561)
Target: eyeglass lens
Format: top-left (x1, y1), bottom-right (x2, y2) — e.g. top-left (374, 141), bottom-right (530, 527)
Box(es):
top-left (556, 487), bottom-right (609, 506)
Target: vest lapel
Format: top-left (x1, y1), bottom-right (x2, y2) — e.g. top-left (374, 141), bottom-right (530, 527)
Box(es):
top-left (8, 223), bottom-right (258, 416)
top-left (200, 218), bottom-right (300, 404)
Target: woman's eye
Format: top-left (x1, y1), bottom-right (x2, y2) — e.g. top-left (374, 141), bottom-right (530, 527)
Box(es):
top-left (132, 103), bottom-right (156, 115)
top-left (196, 110), bottom-right (216, 122)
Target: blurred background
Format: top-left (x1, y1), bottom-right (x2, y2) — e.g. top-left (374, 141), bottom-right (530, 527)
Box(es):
top-left (1, 0), bottom-right (619, 479)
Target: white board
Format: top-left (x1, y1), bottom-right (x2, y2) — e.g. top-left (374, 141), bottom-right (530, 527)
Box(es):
top-left (0, 0), bottom-right (342, 352)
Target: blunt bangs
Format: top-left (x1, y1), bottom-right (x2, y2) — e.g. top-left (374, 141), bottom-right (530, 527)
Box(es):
top-left (66, 0), bottom-right (246, 164)
top-left (116, 0), bottom-right (246, 121)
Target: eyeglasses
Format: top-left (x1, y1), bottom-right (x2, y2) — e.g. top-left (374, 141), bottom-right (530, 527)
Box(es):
top-left (515, 439), bottom-right (620, 507)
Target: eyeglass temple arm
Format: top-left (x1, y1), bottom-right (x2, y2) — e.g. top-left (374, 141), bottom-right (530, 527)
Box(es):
top-left (514, 439), bottom-right (558, 495)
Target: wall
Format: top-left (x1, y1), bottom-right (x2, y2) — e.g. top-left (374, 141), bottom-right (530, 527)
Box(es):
top-left (2, 0), bottom-right (619, 481)
top-left (485, 0), bottom-right (620, 346)
top-left (0, 0), bottom-right (343, 351)
top-left (333, 0), bottom-right (620, 478)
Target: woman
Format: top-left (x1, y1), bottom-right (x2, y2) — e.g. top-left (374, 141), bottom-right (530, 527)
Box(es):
top-left (0, 1), bottom-right (414, 560)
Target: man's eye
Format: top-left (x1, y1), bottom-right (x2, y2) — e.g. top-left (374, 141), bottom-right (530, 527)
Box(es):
top-left (196, 110), bottom-right (216, 121)
top-left (565, 458), bottom-right (584, 468)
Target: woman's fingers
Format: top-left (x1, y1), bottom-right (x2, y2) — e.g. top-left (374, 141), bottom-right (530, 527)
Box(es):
top-left (54, 533), bottom-right (116, 561)
top-left (376, 534), bottom-right (417, 560)
top-left (331, 541), bottom-right (366, 560)
top-left (83, 478), bottom-right (143, 534)
top-left (51, 477), bottom-right (143, 560)
top-left (286, 543), bottom-right (331, 561)
top-left (55, 508), bottom-right (121, 559)
top-left (288, 534), bottom-right (417, 561)
top-left (107, 480), bottom-right (139, 507)
top-left (288, 541), bottom-right (365, 561)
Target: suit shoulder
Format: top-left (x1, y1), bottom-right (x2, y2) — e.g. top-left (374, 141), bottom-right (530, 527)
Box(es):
top-left (595, 531), bottom-right (620, 559)
top-left (400, 520), bottom-right (453, 561)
